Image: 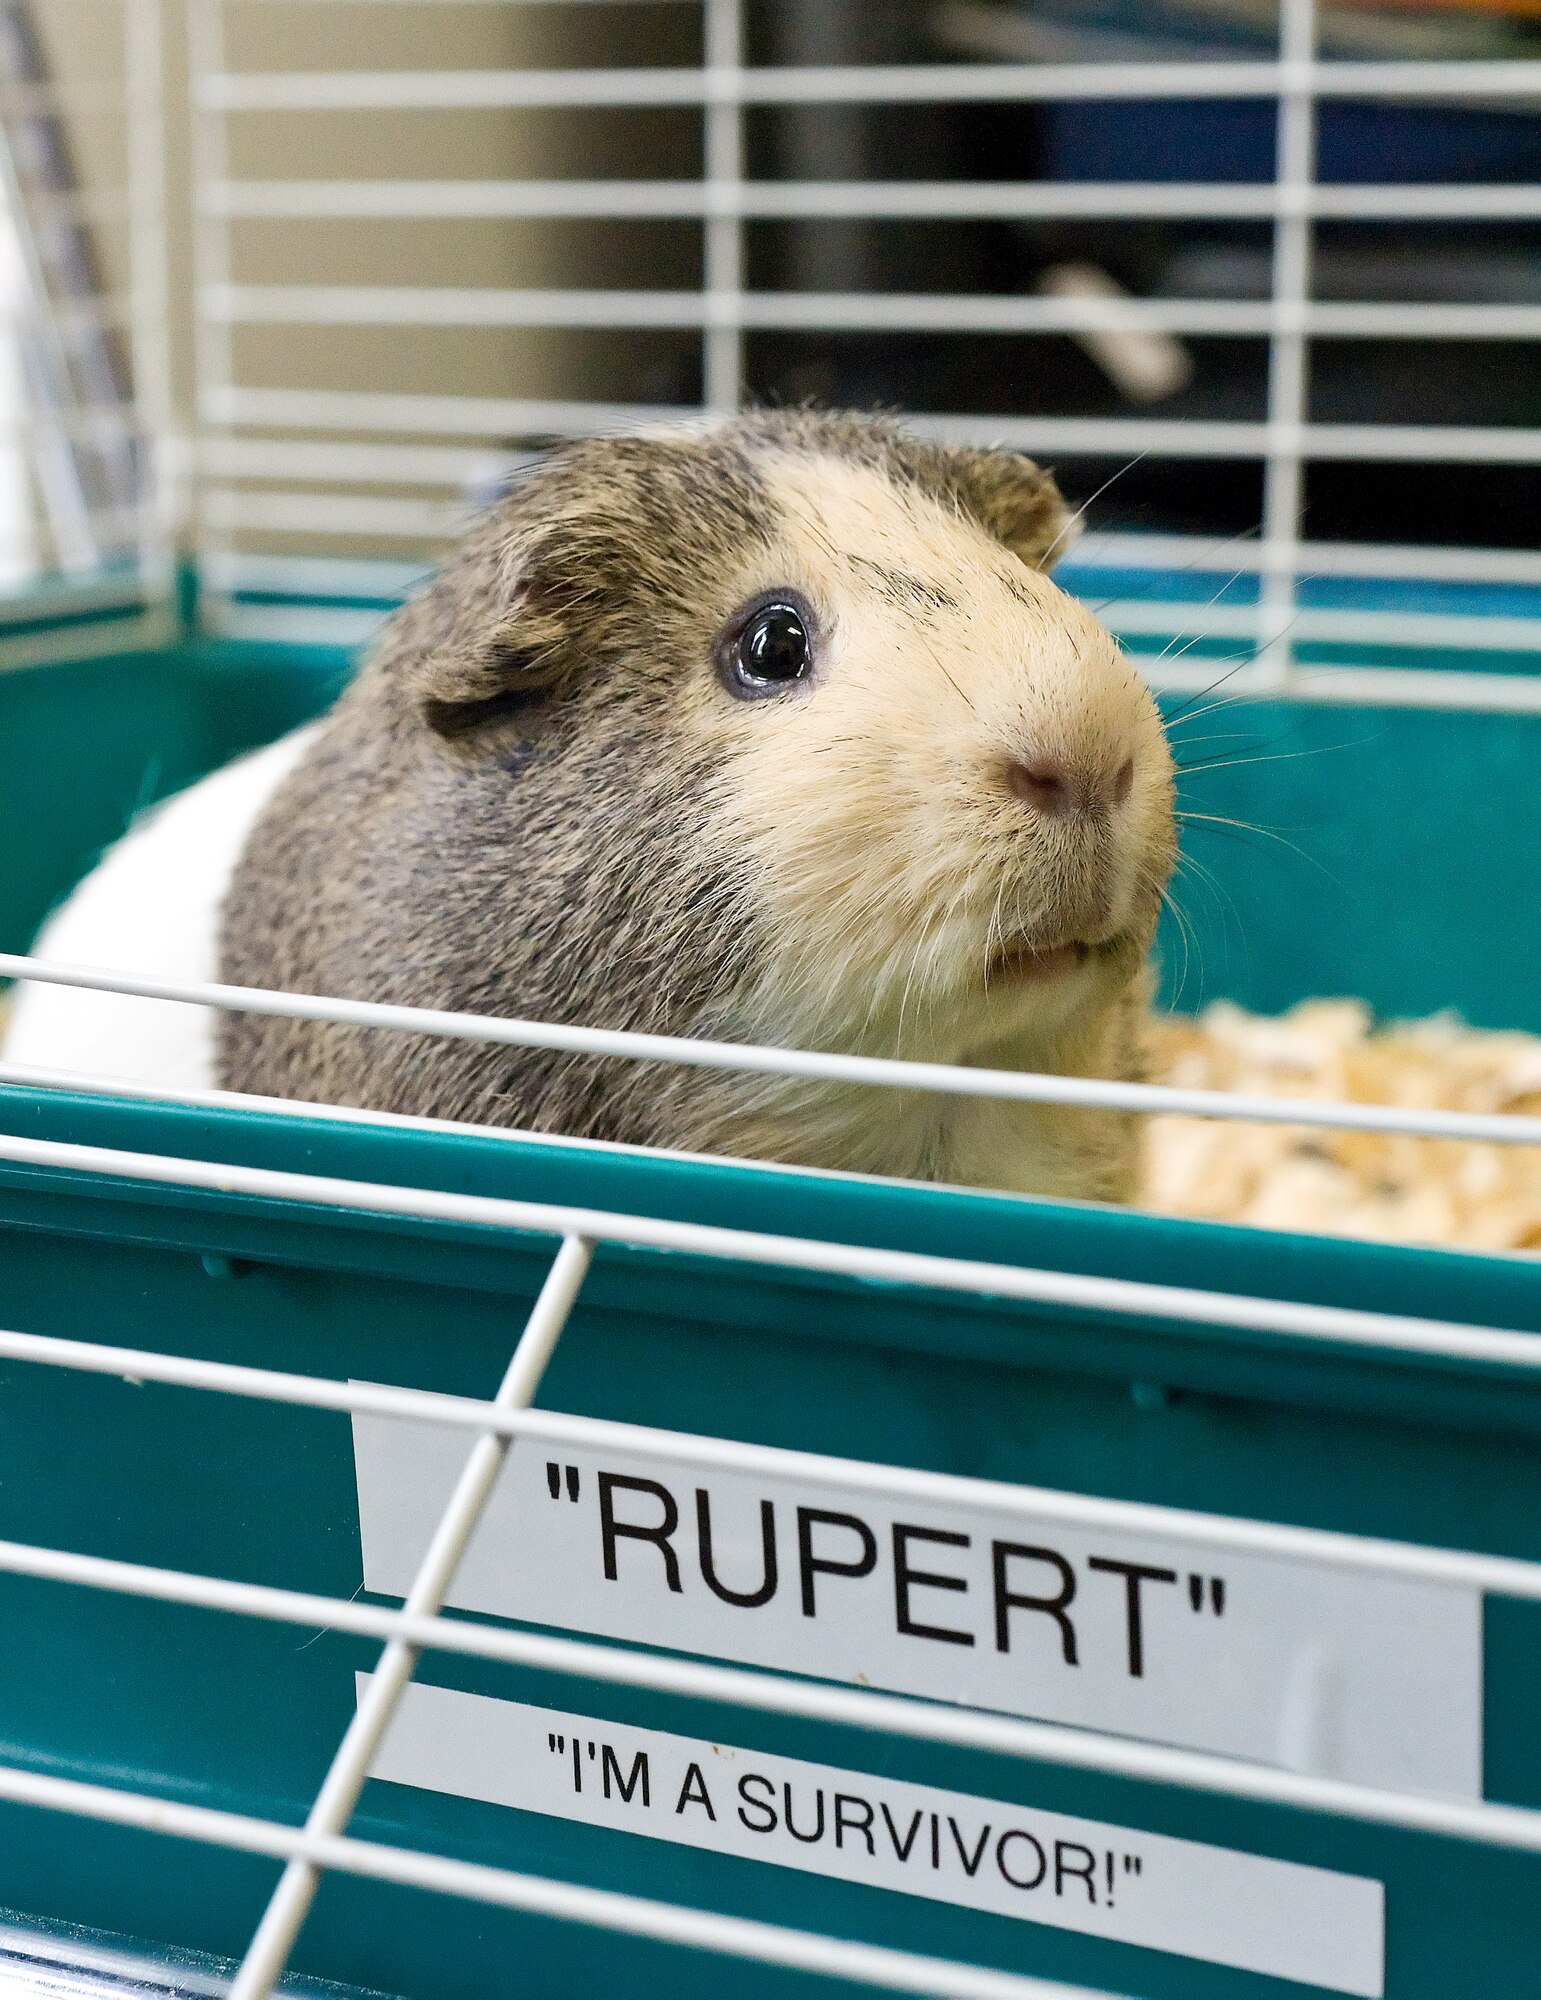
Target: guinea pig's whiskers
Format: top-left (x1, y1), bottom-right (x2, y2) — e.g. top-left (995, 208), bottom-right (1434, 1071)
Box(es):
top-left (896, 905), bottom-right (944, 1044)
top-left (1175, 719), bottom-right (1376, 782)
top-left (1169, 729), bottom-right (1267, 770)
top-left (1172, 850), bottom-right (1245, 961)
top-left (1175, 810), bottom-right (1344, 893)
top-left (1147, 586), bottom-right (1304, 750)
top-left (1160, 611), bottom-right (1307, 733)
top-left (1042, 452), bottom-right (1150, 571)
top-left (981, 878), bottom-right (1011, 995)
top-left (1173, 846), bottom-right (1231, 901)
top-left (1176, 808), bottom-right (1272, 836)
top-left (1177, 740), bottom-right (1345, 780)
top-left (1163, 687), bottom-right (1263, 737)
top-left (1165, 683), bottom-right (1259, 730)
top-left (1150, 568), bottom-right (1256, 670)
top-left (1170, 727), bottom-right (1261, 751)
top-left (1156, 881), bottom-right (1198, 1006)
top-left (1152, 519), bottom-right (1268, 608)
top-left (927, 644), bottom-right (976, 715)
top-left (1154, 634), bottom-right (1249, 681)
top-left (892, 870), bottom-right (976, 1044)
top-left (1087, 519), bottom-right (1264, 618)
top-left (1162, 653), bottom-right (1299, 737)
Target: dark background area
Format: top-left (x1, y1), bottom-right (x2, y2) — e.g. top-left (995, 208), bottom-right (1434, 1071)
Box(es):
top-left (714, 0), bottom-right (1541, 548)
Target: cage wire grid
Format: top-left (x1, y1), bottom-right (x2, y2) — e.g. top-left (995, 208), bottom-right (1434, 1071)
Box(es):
top-left (0, 949), bottom-right (1540, 1991)
top-left (4, 1101), bottom-right (1541, 2000)
top-left (4, 3), bottom-right (1541, 1995)
top-left (183, 0), bottom-right (1541, 708)
top-left (0, 0), bottom-right (175, 665)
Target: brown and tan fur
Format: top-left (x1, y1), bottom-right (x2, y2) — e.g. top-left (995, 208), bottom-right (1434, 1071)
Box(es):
top-left (219, 409), bottom-right (1176, 1201)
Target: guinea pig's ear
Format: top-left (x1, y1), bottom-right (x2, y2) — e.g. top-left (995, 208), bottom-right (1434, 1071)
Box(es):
top-left (939, 447), bottom-right (1076, 572)
top-left (420, 615), bottom-right (567, 738)
top-left (417, 534), bottom-right (578, 737)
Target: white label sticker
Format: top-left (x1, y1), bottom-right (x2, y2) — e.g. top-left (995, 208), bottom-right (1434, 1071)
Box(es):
top-left (368, 1683), bottom-right (1385, 1996)
top-left (352, 1413), bottom-right (1482, 1796)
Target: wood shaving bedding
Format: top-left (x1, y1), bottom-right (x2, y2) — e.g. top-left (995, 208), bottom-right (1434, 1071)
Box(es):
top-left (1144, 1001), bottom-right (1541, 1252)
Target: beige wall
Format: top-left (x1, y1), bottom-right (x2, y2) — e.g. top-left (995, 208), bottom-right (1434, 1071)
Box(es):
top-left (34, 0), bottom-right (700, 553)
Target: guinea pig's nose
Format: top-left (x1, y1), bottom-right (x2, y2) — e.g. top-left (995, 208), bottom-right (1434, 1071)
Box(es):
top-left (1006, 754), bottom-right (1134, 819)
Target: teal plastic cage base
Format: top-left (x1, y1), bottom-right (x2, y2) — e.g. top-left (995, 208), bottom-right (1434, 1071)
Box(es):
top-left (0, 599), bottom-right (1538, 1999)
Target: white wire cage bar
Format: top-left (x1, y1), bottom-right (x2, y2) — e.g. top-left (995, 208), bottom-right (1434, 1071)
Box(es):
top-left (6, 1315), bottom-right (1541, 1595)
top-left (194, 388), bottom-right (1541, 499)
top-left (226, 1233), bottom-right (594, 2000)
top-left (4, 1100), bottom-right (1541, 1371)
top-left (195, 181), bottom-right (1541, 223)
top-left (185, 0), bottom-right (1541, 708)
top-left (189, 429), bottom-right (1541, 508)
top-left (195, 60), bottom-right (1541, 112)
top-left (0, 1760), bottom-right (1120, 2000)
top-left (197, 287), bottom-right (1541, 341)
top-left (7, 949), bottom-right (1541, 1150)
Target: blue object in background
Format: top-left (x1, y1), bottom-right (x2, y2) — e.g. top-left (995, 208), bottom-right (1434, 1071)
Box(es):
top-left (1041, 99), bottom-right (1541, 188)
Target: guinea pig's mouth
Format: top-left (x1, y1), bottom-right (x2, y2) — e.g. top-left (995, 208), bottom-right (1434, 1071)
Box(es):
top-left (986, 936), bottom-right (1094, 986)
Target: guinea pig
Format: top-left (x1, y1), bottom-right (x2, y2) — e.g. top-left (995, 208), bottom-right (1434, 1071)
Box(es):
top-left (5, 410), bottom-right (1176, 1202)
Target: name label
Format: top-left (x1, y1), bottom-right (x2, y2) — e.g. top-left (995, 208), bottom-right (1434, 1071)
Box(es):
top-left (368, 1684), bottom-right (1385, 1996)
top-left (352, 1412), bottom-right (1482, 1794)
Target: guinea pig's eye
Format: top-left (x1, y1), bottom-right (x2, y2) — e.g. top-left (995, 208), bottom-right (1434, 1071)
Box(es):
top-left (717, 594), bottom-right (815, 699)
